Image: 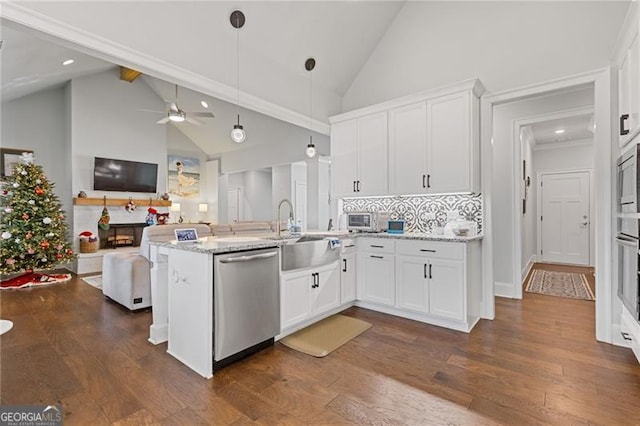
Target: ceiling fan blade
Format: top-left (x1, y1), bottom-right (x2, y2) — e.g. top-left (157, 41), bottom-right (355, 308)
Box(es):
top-left (137, 108), bottom-right (165, 114)
top-left (190, 112), bottom-right (215, 119)
top-left (185, 116), bottom-right (204, 126)
top-left (157, 117), bottom-right (170, 124)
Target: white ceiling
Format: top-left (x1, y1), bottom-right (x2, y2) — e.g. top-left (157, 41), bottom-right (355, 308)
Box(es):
top-left (528, 113), bottom-right (594, 147)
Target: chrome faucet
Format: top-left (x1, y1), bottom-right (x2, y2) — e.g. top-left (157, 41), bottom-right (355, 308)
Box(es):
top-left (277, 198), bottom-right (295, 237)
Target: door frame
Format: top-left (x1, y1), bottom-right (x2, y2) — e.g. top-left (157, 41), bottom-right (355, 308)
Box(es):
top-left (226, 186), bottom-right (244, 222)
top-left (481, 67), bottom-right (613, 344)
top-left (536, 168), bottom-right (593, 267)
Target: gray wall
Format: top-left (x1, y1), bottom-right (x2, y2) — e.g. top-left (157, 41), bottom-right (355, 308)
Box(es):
top-left (1, 86), bottom-right (72, 225)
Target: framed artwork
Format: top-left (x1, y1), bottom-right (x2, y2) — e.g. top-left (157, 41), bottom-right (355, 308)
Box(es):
top-left (1, 148), bottom-right (33, 178)
top-left (167, 155), bottom-right (200, 198)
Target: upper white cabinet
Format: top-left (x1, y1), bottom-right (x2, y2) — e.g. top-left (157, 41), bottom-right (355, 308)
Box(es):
top-left (330, 79), bottom-right (483, 198)
top-left (616, 3), bottom-right (640, 147)
top-left (330, 112), bottom-right (388, 197)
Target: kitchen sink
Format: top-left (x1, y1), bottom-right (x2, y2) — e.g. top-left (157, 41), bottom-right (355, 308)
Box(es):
top-left (281, 237), bottom-right (340, 271)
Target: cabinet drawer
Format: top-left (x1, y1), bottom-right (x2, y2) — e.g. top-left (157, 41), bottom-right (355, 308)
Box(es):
top-left (357, 238), bottom-right (395, 253)
top-left (396, 239), bottom-right (464, 260)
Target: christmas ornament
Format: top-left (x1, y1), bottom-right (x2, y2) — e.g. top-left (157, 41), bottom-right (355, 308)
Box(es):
top-left (36, 179), bottom-right (42, 184)
top-left (40, 241), bottom-right (50, 249)
top-left (12, 183), bottom-right (19, 188)
top-left (20, 152), bottom-right (34, 164)
top-left (35, 188), bottom-right (44, 196)
top-left (1, 232), bottom-right (12, 240)
top-left (47, 233), bottom-right (54, 237)
top-left (27, 248), bottom-right (35, 254)
top-left (40, 258), bottom-right (47, 263)
top-left (98, 197), bottom-right (110, 231)
top-left (3, 208), bottom-right (12, 213)
top-left (5, 259), bottom-right (15, 265)
top-left (25, 233), bottom-right (32, 239)
top-left (22, 213), bottom-right (29, 220)
top-left (14, 238), bottom-right (20, 243)
top-left (20, 170), bottom-right (27, 176)
top-left (42, 217), bottom-right (52, 225)
top-left (28, 200), bottom-right (35, 205)
top-left (56, 253), bottom-right (62, 259)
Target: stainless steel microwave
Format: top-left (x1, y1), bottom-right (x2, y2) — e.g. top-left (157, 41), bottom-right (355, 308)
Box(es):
top-left (346, 211), bottom-right (390, 232)
top-left (617, 143), bottom-right (640, 213)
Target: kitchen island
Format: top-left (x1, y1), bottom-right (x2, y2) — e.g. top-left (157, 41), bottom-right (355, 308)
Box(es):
top-left (149, 232), bottom-right (482, 378)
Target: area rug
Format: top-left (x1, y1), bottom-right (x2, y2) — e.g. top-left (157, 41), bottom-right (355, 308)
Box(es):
top-left (81, 275), bottom-right (103, 290)
top-left (0, 272), bottom-right (72, 289)
top-left (279, 314), bottom-right (372, 357)
top-left (525, 270), bottom-right (594, 300)
top-left (0, 320), bottom-right (13, 335)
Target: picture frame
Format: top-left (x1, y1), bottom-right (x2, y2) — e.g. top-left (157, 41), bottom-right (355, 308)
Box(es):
top-left (174, 228), bottom-right (199, 242)
top-left (1, 148), bottom-right (33, 178)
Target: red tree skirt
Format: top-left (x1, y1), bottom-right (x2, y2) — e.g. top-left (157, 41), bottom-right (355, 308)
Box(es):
top-left (0, 272), bottom-right (72, 289)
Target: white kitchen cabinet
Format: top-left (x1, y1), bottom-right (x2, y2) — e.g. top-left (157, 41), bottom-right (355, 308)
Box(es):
top-left (357, 238), bottom-right (395, 307)
top-left (280, 261), bottom-right (340, 331)
top-left (396, 255), bottom-right (429, 313)
top-left (616, 5), bottom-right (640, 147)
top-left (386, 83), bottom-right (481, 195)
top-left (428, 258), bottom-right (465, 321)
top-left (340, 247), bottom-right (357, 304)
top-left (330, 112), bottom-right (388, 197)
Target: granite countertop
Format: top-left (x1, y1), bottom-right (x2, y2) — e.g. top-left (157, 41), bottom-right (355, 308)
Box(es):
top-left (154, 236), bottom-right (282, 254)
top-left (301, 230), bottom-right (483, 243)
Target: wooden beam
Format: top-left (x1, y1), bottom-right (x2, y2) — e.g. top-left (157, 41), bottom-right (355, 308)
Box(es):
top-left (120, 66), bottom-right (142, 82)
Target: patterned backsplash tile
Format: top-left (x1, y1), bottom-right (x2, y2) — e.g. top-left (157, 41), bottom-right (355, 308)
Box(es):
top-left (342, 194), bottom-right (482, 233)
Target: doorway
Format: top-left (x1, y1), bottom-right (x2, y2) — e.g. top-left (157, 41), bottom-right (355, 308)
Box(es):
top-left (227, 187), bottom-right (243, 222)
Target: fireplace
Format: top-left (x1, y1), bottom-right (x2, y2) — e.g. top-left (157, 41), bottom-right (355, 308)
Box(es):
top-left (98, 223), bottom-right (148, 249)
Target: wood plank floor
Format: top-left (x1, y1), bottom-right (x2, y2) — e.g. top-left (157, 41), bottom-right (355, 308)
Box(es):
top-left (1, 269), bottom-right (639, 425)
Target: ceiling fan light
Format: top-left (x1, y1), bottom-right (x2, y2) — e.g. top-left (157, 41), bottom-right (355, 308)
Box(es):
top-left (231, 124), bottom-right (246, 143)
top-left (168, 109), bottom-right (185, 122)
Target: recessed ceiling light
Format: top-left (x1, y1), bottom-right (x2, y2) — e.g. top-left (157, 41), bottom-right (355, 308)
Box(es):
top-left (62, 59), bottom-right (74, 66)
top-left (200, 101), bottom-right (209, 108)
top-left (554, 129), bottom-right (565, 134)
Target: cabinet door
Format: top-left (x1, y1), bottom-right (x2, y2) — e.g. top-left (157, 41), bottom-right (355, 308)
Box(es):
top-left (619, 49), bottom-right (630, 145)
top-left (340, 251), bottom-right (357, 304)
top-left (359, 252), bottom-right (395, 306)
top-left (396, 255), bottom-right (429, 314)
top-left (629, 32), bottom-right (640, 140)
top-left (314, 262), bottom-right (340, 315)
top-left (357, 112), bottom-right (388, 196)
top-left (331, 119), bottom-right (358, 197)
top-left (280, 270), bottom-right (312, 329)
top-left (427, 92), bottom-right (472, 193)
top-left (389, 102), bottom-right (428, 195)
top-left (167, 250), bottom-right (213, 378)
top-left (428, 258), bottom-right (465, 321)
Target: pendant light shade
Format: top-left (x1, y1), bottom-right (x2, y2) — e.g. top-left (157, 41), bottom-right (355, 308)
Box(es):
top-left (230, 10), bottom-right (246, 143)
top-left (305, 57), bottom-right (316, 158)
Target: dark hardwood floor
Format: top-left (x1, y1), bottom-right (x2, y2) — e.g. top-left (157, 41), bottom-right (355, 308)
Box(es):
top-left (1, 270), bottom-right (639, 425)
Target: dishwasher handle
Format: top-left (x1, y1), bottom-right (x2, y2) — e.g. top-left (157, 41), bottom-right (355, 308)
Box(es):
top-left (219, 251), bottom-right (278, 263)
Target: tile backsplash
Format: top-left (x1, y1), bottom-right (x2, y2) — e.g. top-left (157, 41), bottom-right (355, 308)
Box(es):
top-left (342, 193), bottom-right (482, 233)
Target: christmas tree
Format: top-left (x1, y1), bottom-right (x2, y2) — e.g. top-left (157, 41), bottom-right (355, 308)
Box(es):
top-left (0, 152), bottom-right (75, 276)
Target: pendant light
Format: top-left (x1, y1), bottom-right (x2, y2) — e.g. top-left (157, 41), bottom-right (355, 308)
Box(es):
top-left (230, 10), bottom-right (246, 143)
top-left (305, 57), bottom-right (317, 158)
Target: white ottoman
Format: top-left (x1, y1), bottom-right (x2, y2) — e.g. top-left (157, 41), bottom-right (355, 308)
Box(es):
top-left (102, 252), bottom-right (151, 310)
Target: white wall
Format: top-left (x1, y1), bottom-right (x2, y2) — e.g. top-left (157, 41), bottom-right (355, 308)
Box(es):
top-left (343, 1), bottom-right (629, 111)
top-left (243, 169), bottom-right (273, 221)
top-left (520, 128), bottom-right (535, 276)
top-left (1, 86), bottom-right (72, 224)
top-left (272, 164), bottom-right (292, 221)
top-left (492, 87), bottom-right (594, 296)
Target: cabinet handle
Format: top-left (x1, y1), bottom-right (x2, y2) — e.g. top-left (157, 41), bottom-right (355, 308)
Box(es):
top-left (622, 331), bottom-right (633, 341)
top-left (428, 263), bottom-right (432, 279)
top-left (312, 272), bottom-right (319, 288)
top-left (422, 174), bottom-right (426, 188)
top-left (621, 114), bottom-right (630, 136)
top-left (370, 245), bottom-right (384, 248)
top-left (370, 255), bottom-right (384, 259)
top-left (420, 249), bottom-right (436, 253)
top-left (353, 181), bottom-right (357, 192)
top-left (357, 180), bottom-right (361, 192)
top-left (345, 244), bottom-right (355, 248)
top-left (343, 259), bottom-right (347, 272)
top-left (424, 263), bottom-right (427, 279)
top-left (427, 174), bottom-right (431, 188)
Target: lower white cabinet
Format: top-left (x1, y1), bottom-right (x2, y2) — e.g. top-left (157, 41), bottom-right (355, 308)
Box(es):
top-left (280, 261), bottom-right (340, 331)
top-left (341, 249), bottom-right (357, 304)
top-left (358, 250), bottom-right (395, 307)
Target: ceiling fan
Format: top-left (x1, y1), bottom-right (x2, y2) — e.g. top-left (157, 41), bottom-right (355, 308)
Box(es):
top-left (138, 84), bottom-right (214, 126)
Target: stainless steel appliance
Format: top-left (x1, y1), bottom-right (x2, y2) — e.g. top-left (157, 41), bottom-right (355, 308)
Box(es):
top-left (616, 221), bottom-right (639, 321)
top-left (213, 247), bottom-right (280, 370)
top-left (617, 144), bottom-right (640, 213)
top-left (346, 211), bottom-right (390, 232)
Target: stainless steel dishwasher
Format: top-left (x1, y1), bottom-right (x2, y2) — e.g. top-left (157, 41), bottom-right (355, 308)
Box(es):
top-left (213, 247), bottom-right (280, 370)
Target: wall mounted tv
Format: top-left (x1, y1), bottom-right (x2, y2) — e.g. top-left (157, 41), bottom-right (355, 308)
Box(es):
top-left (93, 157), bottom-right (158, 193)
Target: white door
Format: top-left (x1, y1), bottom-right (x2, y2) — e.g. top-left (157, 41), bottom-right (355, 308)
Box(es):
top-left (227, 187), bottom-right (243, 222)
top-left (540, 171), bottom-right (590, 265)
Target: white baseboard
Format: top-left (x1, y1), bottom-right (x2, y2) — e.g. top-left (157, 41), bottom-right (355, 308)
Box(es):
top-left (495, 281), bottom-right (515, 298)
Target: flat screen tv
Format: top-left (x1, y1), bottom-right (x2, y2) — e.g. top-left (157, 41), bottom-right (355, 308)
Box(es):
top-left (93, 157), bottom-right (158, 193)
